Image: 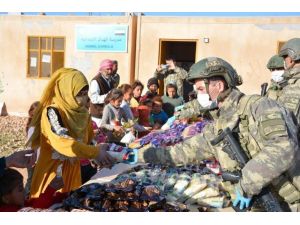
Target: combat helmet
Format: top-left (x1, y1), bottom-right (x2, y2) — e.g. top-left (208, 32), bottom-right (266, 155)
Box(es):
top-left (266, 55), bottom-right (284, 70)
top-left (187, 57), bottom-right (243, 87)
top-left (279, 38), bottom-right (300, 61)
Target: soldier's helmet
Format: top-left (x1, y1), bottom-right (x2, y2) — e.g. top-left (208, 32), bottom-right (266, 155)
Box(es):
top-left (266, 55), bottom-right (284, 70)
top-left (187, 57), bottom-right (243, 87)
top-left (279, 38), bottom-right (300, 61)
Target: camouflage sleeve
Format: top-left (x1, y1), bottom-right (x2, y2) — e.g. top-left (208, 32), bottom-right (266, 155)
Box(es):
top-left (137, 124), bottom-right (215, 166)
top-left (240, 98), bottom-right (297, 196)
top-left (154, 69), bottom-right (166, 80)
top-left (177, 99), bottom-right (203, 120)
top-left (180, 68), bottom-right (188, 79)
top-left (277, 79), bottom-right (300, 124)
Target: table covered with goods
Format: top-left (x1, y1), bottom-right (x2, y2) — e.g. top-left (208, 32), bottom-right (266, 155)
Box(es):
top-left (21, 120), bottom-right (235, 212)
top-left (59, 161), bottom-right (234, 212)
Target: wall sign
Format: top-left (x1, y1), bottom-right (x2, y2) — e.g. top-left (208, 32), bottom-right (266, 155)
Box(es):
top-left (75, 24), bottom-right (128, 52)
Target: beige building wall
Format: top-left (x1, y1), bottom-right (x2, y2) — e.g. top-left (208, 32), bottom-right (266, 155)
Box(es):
top-left (136, 16), bottom-right (300, 95)
top-left (1, 15), bottom-right (300, 114)
top-left (0, 15), bottom-right (133, 114)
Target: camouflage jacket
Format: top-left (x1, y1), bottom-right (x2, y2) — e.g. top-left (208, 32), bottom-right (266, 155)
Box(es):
top-left (154, 66), bottom-right (188, 97)
top-left (138, 89), bottom-right (298, 197)
top-left (175, 99), bottom-right (202, 120)
top-left (276, 66), bottom-right (300, 124)
top-left (175, 99), bottom-right (214, 120)
top-left (266, 79), bottom-right (287, 101)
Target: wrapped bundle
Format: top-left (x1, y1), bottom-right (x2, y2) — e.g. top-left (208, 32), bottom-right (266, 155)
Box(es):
top-left (185, 186), bottom-right (220, 205)
top-left (167, 173), bottom-right (191, 201)
top-left (178, 173), bottom-right (208, 202)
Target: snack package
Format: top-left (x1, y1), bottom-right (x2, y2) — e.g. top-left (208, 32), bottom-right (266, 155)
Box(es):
top-left (107, 143), bottom-right (137, 164)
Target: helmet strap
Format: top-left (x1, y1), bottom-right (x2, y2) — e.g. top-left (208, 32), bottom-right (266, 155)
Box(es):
top-left (204, 78), bottom-right (231, 102)
top-left (204, 79), bottom-right (210, 96)
top-left (217, 88), bottom-right (232, 102)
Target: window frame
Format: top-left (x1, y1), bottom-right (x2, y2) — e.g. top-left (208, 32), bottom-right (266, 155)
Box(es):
top-left (27, 36), bottom-right (65, 79)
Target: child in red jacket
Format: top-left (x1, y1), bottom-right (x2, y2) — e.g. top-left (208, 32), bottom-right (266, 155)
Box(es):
top-left (0, 168), bottom-right (66, 212)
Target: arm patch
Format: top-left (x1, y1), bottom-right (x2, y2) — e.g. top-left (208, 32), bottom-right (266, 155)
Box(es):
top-left (259, 111), bottom-right (287, 139)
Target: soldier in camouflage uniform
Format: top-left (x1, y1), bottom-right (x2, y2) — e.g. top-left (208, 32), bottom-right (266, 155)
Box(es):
top-left (265, 54), bottom-right (285, 100)
top-left (174, 79), bottom-right (216, 121)
top-left (175, 98), bottom-right (203, 120)
top-left (154, 57), bottom-right (188, 97)
top-left (275, 38), bottom-right (300, 124)
top-left (138, 57), bottom-right (300, 211)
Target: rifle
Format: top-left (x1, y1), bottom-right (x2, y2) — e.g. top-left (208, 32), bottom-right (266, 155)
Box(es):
top-left (210, 127), bottom-right (285, 212)
top-left (260, 82), bottom-right (268, 96)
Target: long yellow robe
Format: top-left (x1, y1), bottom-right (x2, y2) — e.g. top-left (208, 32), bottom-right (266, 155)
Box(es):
top-left (29, 106), bottom-right (99, 198)
top-left (29, 68), bottom-right (100, 198)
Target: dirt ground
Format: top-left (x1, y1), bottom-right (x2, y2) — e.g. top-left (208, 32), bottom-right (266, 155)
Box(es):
top-left (0, 115), bottom-right (28, 157)
top-left (0, 115), bottom-right (28, 182)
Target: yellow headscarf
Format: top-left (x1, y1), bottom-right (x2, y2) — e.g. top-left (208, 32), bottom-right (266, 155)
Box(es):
top-left (28, 68), bottom-right (90, 148)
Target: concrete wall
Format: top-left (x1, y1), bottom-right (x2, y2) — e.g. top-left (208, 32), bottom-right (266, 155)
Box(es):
top-left (1, 15), bottom-right (300, 114)
top-left (136, 16), bottom-right (300, 95)
top-left (0, 15), bottom-right (133, 114)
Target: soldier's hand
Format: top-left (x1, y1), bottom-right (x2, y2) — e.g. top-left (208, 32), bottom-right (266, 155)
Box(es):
top-left (156, 65), bottom-right (162, 72)
top-left (232, 183), bottom-right (252, 210)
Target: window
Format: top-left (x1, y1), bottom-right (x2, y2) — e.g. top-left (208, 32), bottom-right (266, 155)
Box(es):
top-left (27, 36), bottom-right (65, 78)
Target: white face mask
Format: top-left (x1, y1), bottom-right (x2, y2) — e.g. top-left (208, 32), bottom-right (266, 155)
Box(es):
top-left (271, 70), bottom-right (284, 83)
top-left (197, 93), bottom-right (212, 107)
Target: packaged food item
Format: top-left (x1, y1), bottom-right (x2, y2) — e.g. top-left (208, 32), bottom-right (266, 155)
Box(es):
top-left (167, 173), bottom-right (191, 201)
top-left (140, 185), bottom-right (162, 201)
top-left (185, 186), bottom-right (220, 205)
top-left (107, 143), bottom-right (137, 164)
top-left (197, 196), bottom-right (226, 208)
top-left (178, 173), bottom-right (207, 202)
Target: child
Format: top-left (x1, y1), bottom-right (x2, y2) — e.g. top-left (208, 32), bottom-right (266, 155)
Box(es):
top-left (132, 98), bottom-right (153, 138)
top-left (25, 101), bottom-right (39, 135)
top-left (162, 83), bottom-right (184, 118)
top-left (80, 120), bottom-right (107, 184)
top-left (120, 84), bottom-right (149, 134)
top-left (91, 120), bottom-right (107, 144)
top-left (0, 168), bottom-right (25, 211)
top-left (150, 96), bottom-right (168, 129)
top-left (119, 84), bottom-right (134, 120)
top-left (130, 80), bottom-right (144, 108)
top-left (100, 88), bottom-right (128, 143)
top-left (0, 168), bottom-right (65, 211)
top-left (140, 77), bottom-right (159, 103)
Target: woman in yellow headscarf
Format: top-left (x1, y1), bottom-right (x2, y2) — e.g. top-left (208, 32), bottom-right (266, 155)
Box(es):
top-left (27, 68), bottom-right (115, 199)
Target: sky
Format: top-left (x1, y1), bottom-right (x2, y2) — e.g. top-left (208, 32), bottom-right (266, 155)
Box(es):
top-left (1, 12), bottom-right (300, 16)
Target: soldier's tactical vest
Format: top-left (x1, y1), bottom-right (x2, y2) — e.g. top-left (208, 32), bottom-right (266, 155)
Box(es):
top-left (267, 88), bottom-right (282, 101)
top-left (278, 75), bottom-right (300, 124)
top-left (237, 95), bottom-right (300, 204)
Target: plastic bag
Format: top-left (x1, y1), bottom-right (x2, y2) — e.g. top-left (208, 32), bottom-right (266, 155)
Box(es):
top-left (120, 131), bottom-right (136, 144)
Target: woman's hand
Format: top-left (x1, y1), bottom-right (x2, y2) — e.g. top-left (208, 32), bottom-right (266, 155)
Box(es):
top-left (5, 149), bottom-right (37, 168)
top-left (94, 144), bottom-right (117, 168)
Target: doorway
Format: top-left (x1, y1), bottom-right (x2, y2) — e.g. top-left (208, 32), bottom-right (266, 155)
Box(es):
top-left (158, 39), bottom-right (197, 101)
